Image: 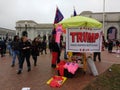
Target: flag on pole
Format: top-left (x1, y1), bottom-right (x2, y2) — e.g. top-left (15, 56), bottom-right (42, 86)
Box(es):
top-left (73, 6), bottom-right (77, 16)
top-left (54, 7), bottom-right (64, 24)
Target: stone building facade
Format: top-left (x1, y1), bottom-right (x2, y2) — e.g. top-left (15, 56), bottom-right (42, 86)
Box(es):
top-left (0, 27), bottom-right (16, 40)
top-left (80, 11), bottom-right (120, 41)
top-left (16, 11), bottom-right (120, 41)
top-left (16, 20), bottom-right (53, 40)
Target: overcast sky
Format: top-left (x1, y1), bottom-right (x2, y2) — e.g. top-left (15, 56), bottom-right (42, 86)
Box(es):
top-left (0, 0), bottom-right (119, 30)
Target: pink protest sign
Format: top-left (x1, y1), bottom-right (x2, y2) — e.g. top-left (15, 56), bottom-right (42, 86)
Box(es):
top-left (56, 24), bottom-right (63, 43)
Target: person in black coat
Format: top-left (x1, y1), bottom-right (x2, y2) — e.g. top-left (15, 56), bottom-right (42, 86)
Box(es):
top-left (0, 38), bottom-right (6, 57)
top-left (108, 40), bottom-right (113, 53)
top-left (93, 52), bottom-right (101, 62)
top-left (41, 40), bottom-right (47, 54)
top-left (11, 35), bottom-right (21, 67)
top-left (116, 40), bottom-right (120, 50)
top-left (31, 37), bottom-right (40, 66)
top-left (17, 36), bottom-right (31, 74)
top-left (51, 37), bottom-right (60, 68)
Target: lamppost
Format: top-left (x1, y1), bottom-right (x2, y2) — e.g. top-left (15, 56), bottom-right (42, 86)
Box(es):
top-left (103, 0), bottom-right (105, 34)
top-left (17, 24), bottom-right (21, 37)
top-left (25, 21), bottom-right (27, 31)
top-left (6, 32), bottom-right (8, 40)
top-left (22, 22), bottom-right (28, 37)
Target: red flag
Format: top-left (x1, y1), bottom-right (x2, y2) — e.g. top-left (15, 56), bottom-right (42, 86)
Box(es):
top-left (54, 7), bottom-right (64, 24)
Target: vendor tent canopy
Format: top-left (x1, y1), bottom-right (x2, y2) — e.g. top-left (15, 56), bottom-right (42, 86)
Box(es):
top-left (58, 16), bottom-right (102, 28)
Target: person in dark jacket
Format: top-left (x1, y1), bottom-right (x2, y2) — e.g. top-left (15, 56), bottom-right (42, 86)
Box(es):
top-left (0, 38), bottom-right (6, 57)
top-left (31, 37), bottom-right (40, 66)
top-left (48, 35), bottom-right (52, 53)
top-left (48, 39), bottom-right (52, 53)
top-left (116, 40), bottom-right (120, 50)
top-left (57, 39), bottom-right (62, 63)
top-left (17, 36), bottom-right (31, 74)
top-left (51, 37), bottom-right (60, 68)
top-left (93, 52), bottom-right (101, 62)
top-left (43, 34), bottom-right (46, 41)
top-left (108, 40), bottom-right (113, 53)
top-left (7, 38), bottom-right (13, 56)
top-left (41, 40), bottom-right (47, 54)
top-left (11, 35), bottom-right (21, 67)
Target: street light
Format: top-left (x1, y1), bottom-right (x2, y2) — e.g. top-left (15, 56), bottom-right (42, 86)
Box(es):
top-left (25, 21), bottom-right (27, 31)
top-left (17, 24), bottom-right (21, 37)
top-left (103, 0), bottom-right (105, 34)
top-left (22, 22), bottom-right (28, 37)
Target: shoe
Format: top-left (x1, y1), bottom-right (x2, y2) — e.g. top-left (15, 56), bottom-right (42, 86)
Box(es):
top-left (28, 68), bottom-right (31, 72)
top-left (17, 70), bottom-right (21, 74)
top-left (51, 64), bottom-right (56, 68)
top-left (64, 58), bottom-right (68, 60)
top-left (11, 64), bottom-right (15, 67)
top-left (34, 63), bottom-right (37, 66)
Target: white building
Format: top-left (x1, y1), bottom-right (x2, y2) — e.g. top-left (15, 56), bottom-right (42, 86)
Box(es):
top-left (0, 27), bottom-right (15, 40)
top-left (16, 11), bottom-right (120, 41)
top-left (16, 20), bottom-right (53, 40)
top-left (80, 11), bottom-right (120, 40)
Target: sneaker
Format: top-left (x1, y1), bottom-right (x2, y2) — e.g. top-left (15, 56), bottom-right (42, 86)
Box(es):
top-left (17, 70), bottom-right (21, 74)
top-left (11, 64), bottom-right (15, 67)
top-left (51, 64), bottom-right (56, 68)
top-left (34, 63), bottom-right (37, 66)
top-left (28, 68), bottom-right (31, 72)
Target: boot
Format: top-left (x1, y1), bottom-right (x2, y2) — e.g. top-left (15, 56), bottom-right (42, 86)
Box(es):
top-left (28, 68), bottom-right (31, 72)
top-left (17, 70), bottom-right (21, 74)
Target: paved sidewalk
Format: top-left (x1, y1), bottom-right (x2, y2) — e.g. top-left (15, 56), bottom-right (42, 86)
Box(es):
top-left (0, 49), bottom-right (119, 90)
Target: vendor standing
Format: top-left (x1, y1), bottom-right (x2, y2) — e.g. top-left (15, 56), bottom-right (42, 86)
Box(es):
top-left (51, 37), bottom-right (60, 68)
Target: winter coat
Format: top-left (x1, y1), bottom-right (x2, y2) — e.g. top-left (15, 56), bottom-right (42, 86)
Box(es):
top-left (11, 41), bottom-right (20, 51)
top-left (19, 40), bottom-right (31, 56)
top-left (51, 42), bottom-right (60, 52)
top-left (31, 41), bottom-right (39, 56)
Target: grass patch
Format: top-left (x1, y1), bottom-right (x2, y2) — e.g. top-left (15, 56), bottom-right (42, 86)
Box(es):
top-left (83, 64), bottom-right (120, 90)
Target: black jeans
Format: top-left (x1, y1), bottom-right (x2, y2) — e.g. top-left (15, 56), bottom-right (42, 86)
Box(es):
top-left (32, 55), bottom-right (37, 65)
top-left (19, 54), bottom-right (31, 70)
top-left (93, 52), bottom-right (101, 61)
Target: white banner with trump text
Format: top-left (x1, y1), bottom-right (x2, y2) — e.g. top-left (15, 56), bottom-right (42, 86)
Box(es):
top-left (66, 28), bottom-right (102, 52)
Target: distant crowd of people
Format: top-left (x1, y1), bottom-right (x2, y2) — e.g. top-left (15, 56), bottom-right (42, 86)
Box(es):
top-left (93, 38), bottom-right (120, 62)
top-left (0, 33), bottom-right (120, 74)
top-left (103, 39), bottom-right (120, 53)
top-left (0, 33), bottom-right (63, 74)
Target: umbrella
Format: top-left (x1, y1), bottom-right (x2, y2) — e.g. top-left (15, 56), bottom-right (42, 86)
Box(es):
top-left (58, 16), bottom-right (102, 28)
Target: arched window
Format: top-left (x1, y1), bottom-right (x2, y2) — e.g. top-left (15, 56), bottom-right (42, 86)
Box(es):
top-left (107, 27), bottom-right (117, 40)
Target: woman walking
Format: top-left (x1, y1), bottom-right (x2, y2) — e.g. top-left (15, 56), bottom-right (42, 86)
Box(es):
top-left (17, 36), bottom-right (31, 74)
top-left (11, 35), bottom-right (20, 67)
top-left (31, 37), bottom-right (40, 66)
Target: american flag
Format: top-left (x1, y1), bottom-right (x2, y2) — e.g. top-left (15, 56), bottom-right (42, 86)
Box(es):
top-left (108, 28), bottom-right (116, 40)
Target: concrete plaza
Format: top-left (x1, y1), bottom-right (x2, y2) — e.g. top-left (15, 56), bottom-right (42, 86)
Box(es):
top-left (0, 49), bottom-right (120, 90)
